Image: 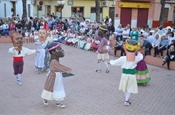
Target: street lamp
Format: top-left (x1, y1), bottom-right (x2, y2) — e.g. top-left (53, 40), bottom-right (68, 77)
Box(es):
top-left (57, 0), bottom-right (65, 19)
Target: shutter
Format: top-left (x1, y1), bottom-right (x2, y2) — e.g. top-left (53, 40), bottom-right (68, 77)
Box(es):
top-left (120, 8), bottom-right (132, 27)
top-left (137, 8), bottom-right (148, 28)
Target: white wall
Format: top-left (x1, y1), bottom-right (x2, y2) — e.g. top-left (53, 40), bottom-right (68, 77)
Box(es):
top-left (0, 0), bottom-right (34, 19)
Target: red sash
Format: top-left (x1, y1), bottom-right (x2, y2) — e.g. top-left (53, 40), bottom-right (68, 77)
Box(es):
top-left (13, 57), bottom-right (23, 62)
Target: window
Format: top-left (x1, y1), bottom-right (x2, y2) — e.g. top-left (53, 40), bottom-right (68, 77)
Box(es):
top-left (164, 8), bottom-right (169, 22)
top-left (28, 4), bottom-right (30, 17)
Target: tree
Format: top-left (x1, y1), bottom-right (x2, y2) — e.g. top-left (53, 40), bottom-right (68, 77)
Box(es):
top-left (22, 0), bottom-right (27, 18)
top-left (95, 0), bottom-right (100, 22)
top-left (159, 0), bottom-right (166, 26)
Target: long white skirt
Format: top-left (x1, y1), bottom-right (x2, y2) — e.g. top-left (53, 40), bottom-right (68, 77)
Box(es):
top-left (53, 72), bottom-right (66, 101)
top-left (119, 73), bottom-right (138, 94)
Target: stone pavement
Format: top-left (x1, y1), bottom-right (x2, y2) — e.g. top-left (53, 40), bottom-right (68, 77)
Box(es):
top-left (0, 43), bottom-right (175, 115)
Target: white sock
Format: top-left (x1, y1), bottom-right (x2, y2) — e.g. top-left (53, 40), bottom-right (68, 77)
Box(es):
top-left (16, 75), bottom-right (18, 80)
top-left (97, 62), bottom-right (101, 70)
top-left (18, 74), bottom-right (22, 81)
top-left (124, 92), bottom-right (131, 101)
top-left (104, 61), bottom-right (109, 69)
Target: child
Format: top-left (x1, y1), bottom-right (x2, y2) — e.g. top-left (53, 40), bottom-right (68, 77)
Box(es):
top-left (110, 39), bottom-right (143, 106)
top-left (114, 37), bottom-right (123, 57)
top-left (29, 31), bottom-right (34, 43)
top-left (24, 31), bottom-right (29, 43)
top-left (41, 42), bottom-right (72, 108)
top-left (33, 30), bottom-right (39, 44)
top-left (35, 28), bottom-right (50, 74)
top-left (9, 33), bottom-right (36, 86)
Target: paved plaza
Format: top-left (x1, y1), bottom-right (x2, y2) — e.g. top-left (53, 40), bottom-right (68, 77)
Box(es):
top-left (0, 43), bottom-right (175, 115)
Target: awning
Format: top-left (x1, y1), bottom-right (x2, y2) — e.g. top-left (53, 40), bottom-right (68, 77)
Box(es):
top-left (119, 2), bottom-right (151, 8)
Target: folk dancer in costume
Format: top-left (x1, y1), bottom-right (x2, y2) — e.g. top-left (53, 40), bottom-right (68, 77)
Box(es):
top-left (41, 42), bottom-right (72, 108)
top-left (35, 28), bottom-right (50, 74)
top-left (136, 46), bottom-right (151, 86)
top-left (95, 25), bottom-right (110, 73)
top-left (110, 39), bottom-right (143, 106)
top-left (9, 33), bottom-right (36, 86)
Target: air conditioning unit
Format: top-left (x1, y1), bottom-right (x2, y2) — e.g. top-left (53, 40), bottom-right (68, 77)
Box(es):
top-left (31, 0), bottom-right (36, 5)
top-left (102, 1), bottom-right (108, 7)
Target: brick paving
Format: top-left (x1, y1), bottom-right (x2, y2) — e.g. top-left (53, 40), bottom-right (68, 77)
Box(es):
top-left (0, 43), bottom-right (175, 115)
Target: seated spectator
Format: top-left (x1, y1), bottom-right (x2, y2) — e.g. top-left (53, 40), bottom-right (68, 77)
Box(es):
top-left (167, 32), bottom-right (175, 46)
top-left (2, 21), bottom-right (9, 36)
top-left (0, 25), bottom-right (2, 36)
top-left (152, 34), bottom-right (161, 57)
top-left (162, 40), bottom-right (175, 69)
top-left (16, 21), bottom-right (22, 33)
top-left (143, 31), bottom-right (154, 56)
top-left (130, 27), bottom-right (139, 41)
top-left (109, 31), bottom-right (115, 40)
top-left (114, 37), bottom-right (123, 57)
top-left (157, 35), bottom-right (168, 58)
top-left (9, 21), bottom-right (16, 33)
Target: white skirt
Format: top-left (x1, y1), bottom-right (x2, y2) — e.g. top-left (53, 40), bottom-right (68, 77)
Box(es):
top-left (119, 73), bottom-right (138, 93)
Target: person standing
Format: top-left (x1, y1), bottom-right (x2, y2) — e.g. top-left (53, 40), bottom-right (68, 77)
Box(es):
top-left (110, 39), bottom-right (143, 106)
top-left (35, 28), bottom-right (50, 74)
top-left (41, 42), bottom-right (72, 108)
top-left (115, 24), bottom-right (123, 41)
top-left (9, 33), bottom-right (36, 86)
top-left (136, 47), bottom-right (151, 86)
top-left (95, 25), bottom-right (110, 73)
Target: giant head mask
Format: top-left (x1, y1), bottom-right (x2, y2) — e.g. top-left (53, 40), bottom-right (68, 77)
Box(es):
top-left (10, 32), bottom-right (23, 51)
top-left (124, 39), bottom-right (140, 61)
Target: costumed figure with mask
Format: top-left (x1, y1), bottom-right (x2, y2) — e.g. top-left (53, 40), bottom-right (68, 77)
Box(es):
top-left (110, 39), bottom-right (143, 106)
top-left (41, 42), bottom-right (72, 108)
top-left (8, 33), bottom-right (36, 86)
top-left (95, 25), bottom-right (110, 73)
top-left (35, 28), bottom-right (50, 74)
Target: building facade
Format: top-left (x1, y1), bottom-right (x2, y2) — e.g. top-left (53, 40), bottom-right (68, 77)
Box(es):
top-left (0, 0), bottom-right (34, 18)
top-left (32, 0), bottom-right (115, 22)
top-left (115, 0), bottom-right (175, 28)
top-left (0, 0), bottom-right (174, 28)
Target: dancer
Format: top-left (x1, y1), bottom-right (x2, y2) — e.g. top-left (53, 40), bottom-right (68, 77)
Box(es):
top-left (35, 28), bottom-right (50, 74)
top-left (9, 32), bottom-right (36, 86)
top-left (110, 39), bottom-right (143, 106)
top-left (136, 47), bottom-right (151, 86)
top-left (41, 42), bottom-right (72, 108)
top-left (95, 25), bottom-right (110, 73)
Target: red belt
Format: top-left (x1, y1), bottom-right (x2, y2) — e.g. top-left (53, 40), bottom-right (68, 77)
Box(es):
top-left (13, 57), bottom-right (23, 62)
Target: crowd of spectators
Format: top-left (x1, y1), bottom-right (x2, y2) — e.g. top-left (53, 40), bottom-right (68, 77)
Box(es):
top-left (0, 14), bottom-right (175, 69)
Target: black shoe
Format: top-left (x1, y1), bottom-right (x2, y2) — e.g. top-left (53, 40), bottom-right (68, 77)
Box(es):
top-left (106, 68), bottom-right (110, 73)
top-left (124, 101), bottom-right (131, 106)
top-left (95, 69), bottom-right (101, 73)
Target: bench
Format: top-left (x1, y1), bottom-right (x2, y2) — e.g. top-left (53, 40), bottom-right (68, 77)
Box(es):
top-left (144, 55), bottom-right (175, 70)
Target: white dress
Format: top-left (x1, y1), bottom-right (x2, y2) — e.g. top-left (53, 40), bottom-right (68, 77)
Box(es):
top-left (35, 40), bottom-right (49, 68)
